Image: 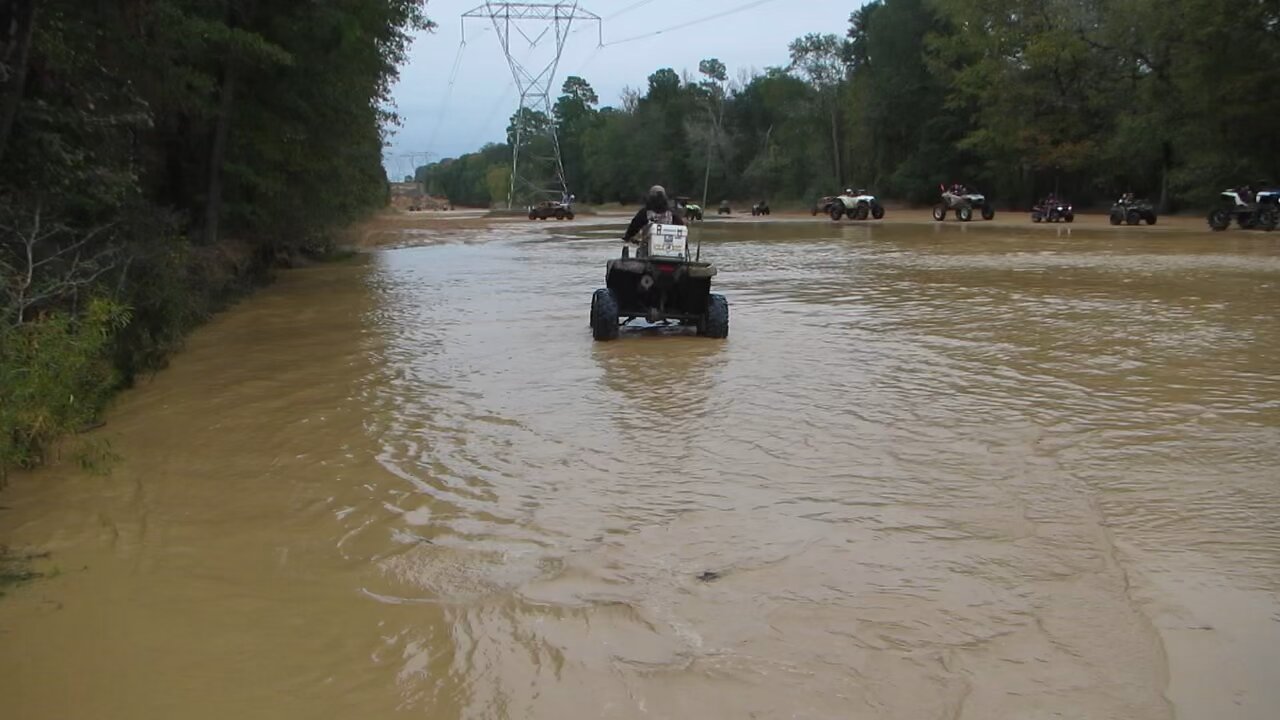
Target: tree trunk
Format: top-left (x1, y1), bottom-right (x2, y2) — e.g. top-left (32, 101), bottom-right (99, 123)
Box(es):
top-left (701, 141), bottom-right (712, 210)
top-left (1158, 140), bottom-right (1172, 213)
top-left (202, 64), bottom-right (236, 245)
top-left (829, 102), bottom-right (842, 187)
top-left (0, 0), bottom-right (37, 168)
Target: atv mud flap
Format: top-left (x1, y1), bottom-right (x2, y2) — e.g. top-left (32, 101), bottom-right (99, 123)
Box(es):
top-left (606, 260), bottom-right (716, 322)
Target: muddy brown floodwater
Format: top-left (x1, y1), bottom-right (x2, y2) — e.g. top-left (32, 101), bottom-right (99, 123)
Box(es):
top-left (2, 218), bottom-right (1278, 720)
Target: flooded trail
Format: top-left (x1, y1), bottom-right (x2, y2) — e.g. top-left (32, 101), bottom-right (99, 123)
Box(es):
top-left (2, 219), bottom-right (1278, 719)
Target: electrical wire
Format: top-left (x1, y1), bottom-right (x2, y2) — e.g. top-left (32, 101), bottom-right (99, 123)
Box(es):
top-left (577, 43), bottom-right (604, 75)
top-left (603, 0), bottom-right (784, 47)
top-left (426, 41), bottom-right (468, 150)
top-left (606, 0), bottom-right (658, 20)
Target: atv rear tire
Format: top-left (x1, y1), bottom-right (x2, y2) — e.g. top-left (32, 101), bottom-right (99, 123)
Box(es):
top-left (698, 294), bottom-right (729, 339)
top-left (830, 205), bottom-right (844, 221)
top-left (1109, 212), bottom-right (1123, 226)
top-left (1208, 209), bottom-right (1231, 231)
top-left (591, 288), bottom-right (620, 341)
top-left (958, 205), bottom-right (973, 222)
top-left (856, 202), bottom-right (869, 220)
top-left (1143, 212), bottom-right (1157, 225)
top-left (871, 203), bottom-right (885, 220)
top-left (981, 204), bottom-right (995, 221)
top-left (932, 204), bottom-right (947, 221)
top-left (1032, 213), bottom-right (1042, 223)
top-left (1255, 208), bottom-right (1277, 231)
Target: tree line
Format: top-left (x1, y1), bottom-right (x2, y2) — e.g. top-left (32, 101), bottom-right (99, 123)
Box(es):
top-left (419, 0), bottom-right (1278, 211)
top-left (0, 0), bottom-right (429, 478)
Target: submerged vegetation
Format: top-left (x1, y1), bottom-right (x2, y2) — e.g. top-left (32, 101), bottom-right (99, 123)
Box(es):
top-left (421, 0), bottom-right (1279, 210)
top-left (0, 0), bottom-right (431, 480)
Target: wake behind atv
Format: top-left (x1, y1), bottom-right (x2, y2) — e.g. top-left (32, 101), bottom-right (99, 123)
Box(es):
top-left (590, 223), bottom-right (728, 341)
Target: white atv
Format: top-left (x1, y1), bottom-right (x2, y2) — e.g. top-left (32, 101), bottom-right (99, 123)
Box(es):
top-left (1207, 187), bottom-right (1278, 231)
top-left (933, 187), bottom-right (995, 222)
top-left (829, 190), bottom-right (885, 221)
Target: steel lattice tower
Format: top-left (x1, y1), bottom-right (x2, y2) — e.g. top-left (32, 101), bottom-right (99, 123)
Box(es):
top-left (463, 3), bottom-right (600, 209)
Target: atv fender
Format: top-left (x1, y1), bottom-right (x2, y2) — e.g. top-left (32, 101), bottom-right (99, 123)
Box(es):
top-left (607, 258), bottom-right (718, 279)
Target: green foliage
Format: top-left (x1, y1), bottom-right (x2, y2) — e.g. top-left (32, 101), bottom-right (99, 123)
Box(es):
top-left (421, 1), bottom-right (1275, 211)
top-left (0, 0), bottom-right (430, 478)
top-left (0, 299), bottom-right (129, 481)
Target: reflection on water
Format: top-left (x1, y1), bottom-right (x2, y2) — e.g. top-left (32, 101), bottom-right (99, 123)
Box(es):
top-left (0, 220), bottom-right (1278, 719)
top-left (593, 336), bottom-right (726, 437)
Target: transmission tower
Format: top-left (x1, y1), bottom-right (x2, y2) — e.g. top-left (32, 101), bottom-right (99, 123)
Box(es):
top-left (462, 3), bottom-right (601, 209)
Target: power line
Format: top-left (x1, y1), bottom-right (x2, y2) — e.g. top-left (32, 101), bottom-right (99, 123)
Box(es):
top-left (606, 0), bottom-right (658, 20)
top-left (604, 0), bottom-right (782, 46)
top-left (564, 41), bottom-right (604, 82)
top-left (426, 41), bottom-right (468, 151)
top-left (463, 21), bottom-right (549, 151)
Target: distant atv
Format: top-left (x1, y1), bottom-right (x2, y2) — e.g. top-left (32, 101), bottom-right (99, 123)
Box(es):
top-left (1031, 197), bottom-right (1074, 223)
top-left (528, 200), bottom-right (575, 221)
top-left (718, 200), bottom-right (732, 215)
top-left (751, 201), bottom-right (771, 216)
top-left (933, 187), bottom-right (994, 222)
top-left (1110, 196), bottom-right (1158, 226)
top-left (1207, 187), bottom-right (1279, 231)
top-left (677, 196), bottom-right (703, 222)
top-left (590, 222), bottom-right (728, 341)
top-left (829, 190), bottom-right (885, 221)
top-left (812, 196), bottom-right (836, 216)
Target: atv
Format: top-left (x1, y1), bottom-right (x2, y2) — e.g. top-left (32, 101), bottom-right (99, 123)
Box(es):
top-left (528, 200), bottom-right (575, 221)
top-left (932, 186), bottom-right (995, 222)
top-left (829, 190), bottom-right (885, 221)
top-left (1207, 186), bottom-right (1278, 231)
top-left (1109, 196), bottom-right (1157, 226)
top-left (750, 201), bottom-right (771, 216)
top-left (718, 200), bottom-right (732, 215)
top-left (676, 196), bottom-right (703, 222)
top-left (1031, 197), bottom-right (1074, 223)
top-left (590, 222), bottom-right (728, 341)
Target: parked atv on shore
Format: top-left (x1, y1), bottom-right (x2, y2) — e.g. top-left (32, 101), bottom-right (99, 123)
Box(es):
top-left (1031, 197), bottom-right (1074, 223)
top-left (590, 222), bottom-right (728, 341)
top-left (677, 196), bottom-right (703, 221)
top-left (528, 200), bottom-right (575, 221)
top-left (1109, 196), bottom-right (1157, 226)
top-left (933, 186), bottom-right (994, 222)
top-left (751, 201), bottom-right (771, 216)
top-left (829, 190), bottom-right (885, 221)
top-left (1207, 186), bottom-right (1278, 231)
top-left (718, 200), bottom-right (732, 215)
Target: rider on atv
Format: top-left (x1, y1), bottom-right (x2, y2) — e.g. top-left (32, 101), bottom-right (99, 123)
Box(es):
top-left (624, 185), bottom-right (685, 244)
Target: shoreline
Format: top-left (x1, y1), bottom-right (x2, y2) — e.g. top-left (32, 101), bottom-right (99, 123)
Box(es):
top-left (349, 207), bottom-right (1275, 251)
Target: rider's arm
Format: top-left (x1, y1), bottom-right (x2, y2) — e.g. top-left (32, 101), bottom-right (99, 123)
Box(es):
top-left (624, 209), bottom-right (648, 241)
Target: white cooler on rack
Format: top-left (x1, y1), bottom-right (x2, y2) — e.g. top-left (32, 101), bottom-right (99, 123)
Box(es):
top-left (644, 223), bottom-right (688, 260)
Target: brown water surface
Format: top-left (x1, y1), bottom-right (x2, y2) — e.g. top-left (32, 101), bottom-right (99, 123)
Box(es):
top-left (2, 219), bottom-right (1278, 719)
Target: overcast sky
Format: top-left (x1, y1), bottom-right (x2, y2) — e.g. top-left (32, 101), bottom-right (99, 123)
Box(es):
top-left (382, 0), bottom-right (860, 179)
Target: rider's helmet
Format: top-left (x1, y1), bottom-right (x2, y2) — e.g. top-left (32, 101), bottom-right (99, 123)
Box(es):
top-left (646, 185), bottom-right (670, 213)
